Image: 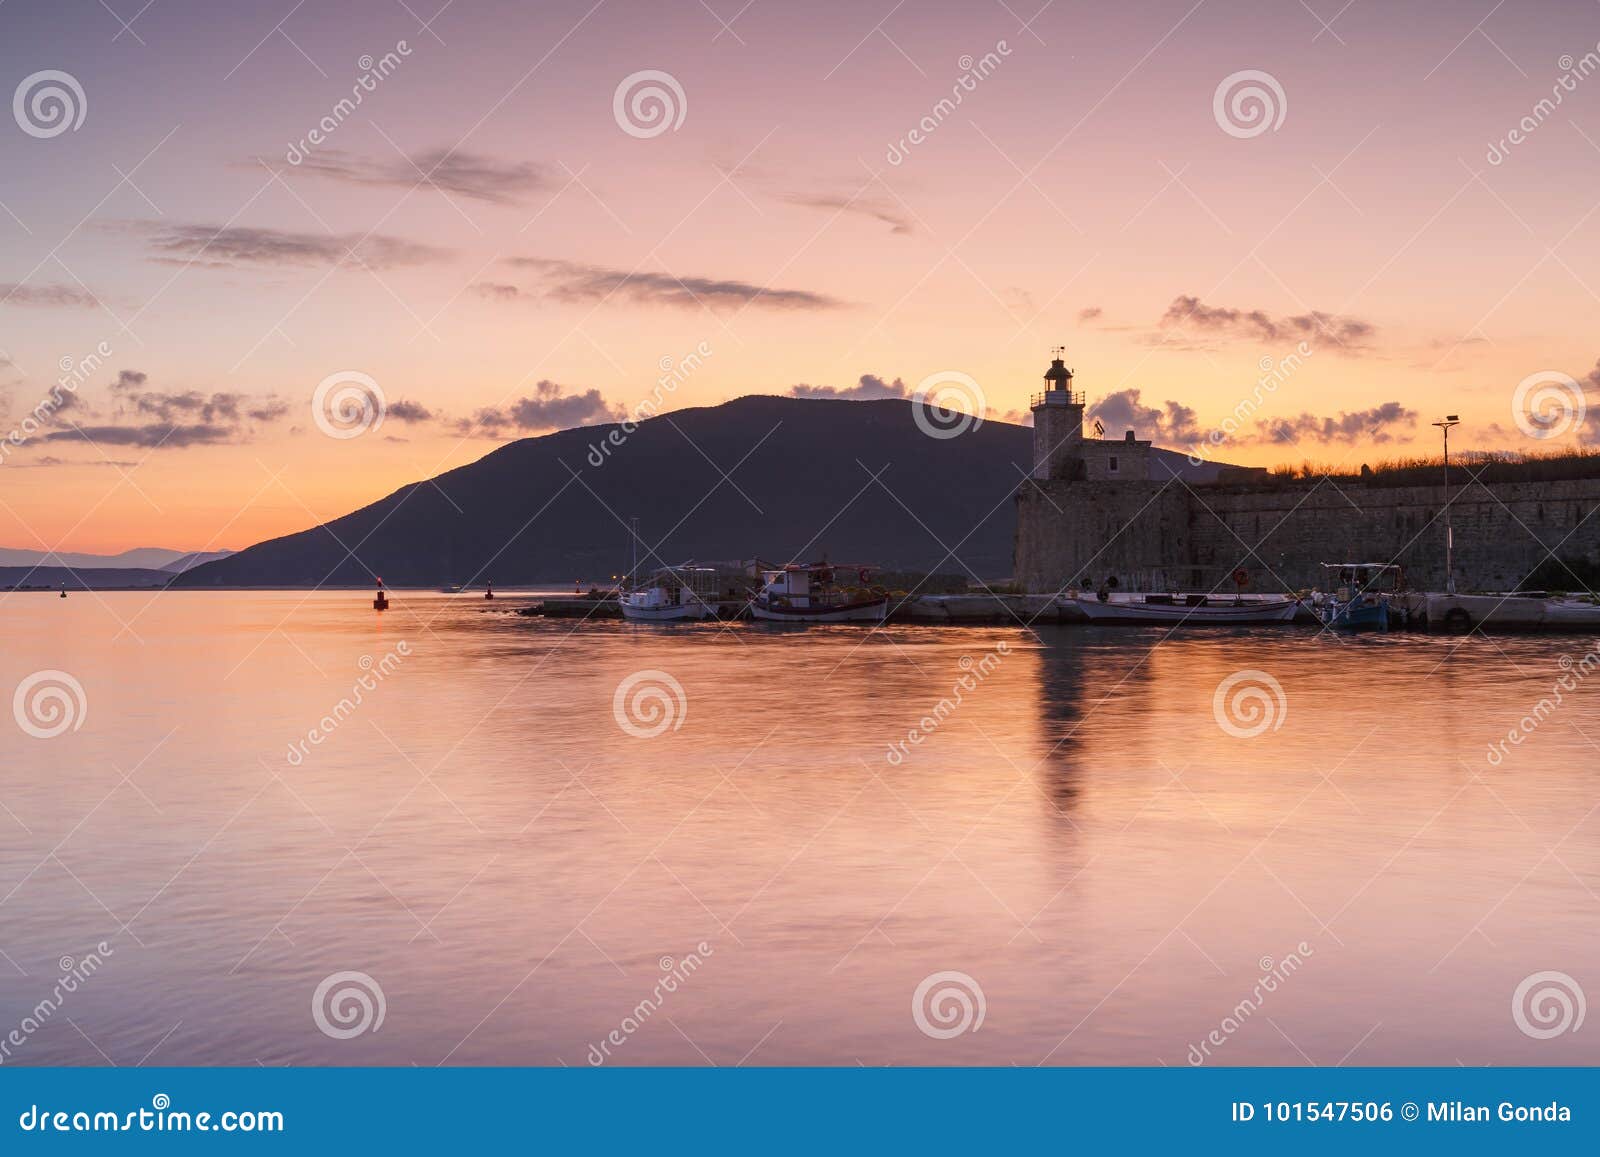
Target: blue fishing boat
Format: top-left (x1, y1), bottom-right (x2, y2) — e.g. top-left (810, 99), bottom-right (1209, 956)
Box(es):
top-left (1316, 563), bottom-right (1403, 631)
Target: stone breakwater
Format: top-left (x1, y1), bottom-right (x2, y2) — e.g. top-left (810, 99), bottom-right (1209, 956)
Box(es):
top-left (1014, 476), bottom-right (1600, 595)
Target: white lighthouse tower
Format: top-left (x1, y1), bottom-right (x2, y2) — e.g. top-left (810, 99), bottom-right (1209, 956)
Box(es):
top-left (1030, 347), bottom-right (1085, 480)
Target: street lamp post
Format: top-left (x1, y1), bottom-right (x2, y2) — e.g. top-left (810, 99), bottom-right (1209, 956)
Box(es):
top-left (1432, 415), bottom-right (1460, 594)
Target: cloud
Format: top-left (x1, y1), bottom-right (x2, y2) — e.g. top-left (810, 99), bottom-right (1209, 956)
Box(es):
top-left (1160, 295), bottom-right (1376, 351)
top-left (33, 370), bottom-right (290, 452)
top-left (0, 283), bottom-right (100, 309)
top-left (781, 193), bottom-right (913, 234)
top-left (387, 399), bottom-right (434, 422)
top-left (41, 423), bottom-right (237, 448)
top-left (281, 148), bottom-right (547, 205)
top-left (790, 373), bottom-right (910, 400)
top-left (1088, 388), bottom-right (1415, 449)
top-left (1077, 306), bottom-right (1103, 323)
top-left (460, 380), bottom-right (621, 436)
top-left (127, 223), bottom-right (449, 270)
top-left (473, 282), bottom-right (521, 301)
top-left (1088, 388), bottom-right (1202, 443)
top-left (1253, 402), bottom-right (1418, 445)
top-left (506, 258), bottom-right (843, 311)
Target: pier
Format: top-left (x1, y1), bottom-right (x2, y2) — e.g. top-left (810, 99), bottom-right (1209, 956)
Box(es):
top-left (516, 590), bottom-right (1600, 631)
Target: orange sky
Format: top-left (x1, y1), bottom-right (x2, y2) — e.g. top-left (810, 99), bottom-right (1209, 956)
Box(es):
top-left (3, 0), bottom-right (1599, 552)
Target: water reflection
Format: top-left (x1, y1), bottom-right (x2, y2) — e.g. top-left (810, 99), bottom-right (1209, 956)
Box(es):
top-left (0, 593), bottom-right (1595, 1067)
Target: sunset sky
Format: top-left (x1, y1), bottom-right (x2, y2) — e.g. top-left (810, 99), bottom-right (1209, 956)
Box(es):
top-left (3, 0), bottom-right (1600, 552)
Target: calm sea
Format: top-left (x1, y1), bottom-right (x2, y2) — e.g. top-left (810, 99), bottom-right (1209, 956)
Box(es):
top-left (1, 591), bottom-right (1596, 1066)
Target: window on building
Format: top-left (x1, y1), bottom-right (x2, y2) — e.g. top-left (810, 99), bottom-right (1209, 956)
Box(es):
top-left (1108, 456), bottom-right (1119, 474)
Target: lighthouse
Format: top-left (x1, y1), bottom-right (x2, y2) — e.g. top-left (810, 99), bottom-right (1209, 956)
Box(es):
top-left (1029, 347), bottom-right (1085, 480)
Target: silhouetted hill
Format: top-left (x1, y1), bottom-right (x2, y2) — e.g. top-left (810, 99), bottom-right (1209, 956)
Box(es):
top-left (175, 397), bottom-right (1036, 586)
top-left (1, 566), bottom-right (174, 589)
top-left (175, 395), bottom-right (1233, 588)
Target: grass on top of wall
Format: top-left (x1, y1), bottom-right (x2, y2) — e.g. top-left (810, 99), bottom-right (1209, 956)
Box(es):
top-left (1269, 447), bottom-right (1600, 488)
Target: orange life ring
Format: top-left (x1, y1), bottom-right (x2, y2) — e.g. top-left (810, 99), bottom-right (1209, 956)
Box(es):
top-left (1232, 567), bottom-right (1250, 587)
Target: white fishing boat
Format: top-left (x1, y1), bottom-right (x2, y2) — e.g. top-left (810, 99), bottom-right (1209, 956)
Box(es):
top-left (620, 566), bottom-right (718, 622)
top-left (1068, 590), bottom-right (1300, 624)
top-left (750, 562), bottom-right (887, 624)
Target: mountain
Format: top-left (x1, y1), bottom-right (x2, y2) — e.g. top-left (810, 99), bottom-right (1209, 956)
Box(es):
top-left (1, 566), bottom-right (175, 589)
top-left (0, 547), bottom-right (232, 571)
top-left (175, 396), bottom-right (1232, 588)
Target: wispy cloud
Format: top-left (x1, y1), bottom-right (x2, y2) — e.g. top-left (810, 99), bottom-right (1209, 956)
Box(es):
top-left (35, 370), bottom-right (290, 451)
top-left (1091, 387), bottom-right (1416, 448)
top-left (1089, 388), bottom-right (1201, 443)
top-left (790, 373), bottom-right (909, 400)
top-left (1160, 295), bottom-right (1376, 351)
top-left (387, 399), bottom-right (435, 422)
top-left (781, 192), bottom-right (913, 235)
top-left (458, 380), bottom-right (621, 436)
top-left (0, 283), bottom-right (100, 308)
top-left (506, 258), bottom-right (844, 310)
top-left (1077, 306), bottom-right (1103, 323)
top-left (276, 148), bottom-right (548, 205)
top-left (472, 282), bottom-right (522, 301)
top-left (1255, 402), bottom-right (1418, 445)
top-left (124, 222), bottom-right (450, 270)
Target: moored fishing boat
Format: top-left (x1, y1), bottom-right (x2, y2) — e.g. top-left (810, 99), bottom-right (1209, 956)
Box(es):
top-left (750, 562), bottom-right (887, 623)
top-left (1068, 590), bottom-right (1299, 624)
top-left (620, 566), bottom-right (719, 622)
top-left (1315, 563), bottom-right (1402, 632)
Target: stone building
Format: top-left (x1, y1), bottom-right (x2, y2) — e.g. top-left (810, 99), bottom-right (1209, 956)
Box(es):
top-left (1013, 352), bottom-right (1600, 595)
